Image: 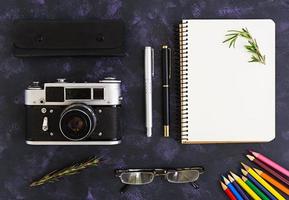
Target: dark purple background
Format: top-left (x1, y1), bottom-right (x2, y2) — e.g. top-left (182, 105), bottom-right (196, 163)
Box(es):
top-left (0, 0), bottom-right (289, 199)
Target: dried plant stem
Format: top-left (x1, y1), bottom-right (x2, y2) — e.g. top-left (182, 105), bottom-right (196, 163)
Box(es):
top-left (30, 157), bottom-right (100, 187)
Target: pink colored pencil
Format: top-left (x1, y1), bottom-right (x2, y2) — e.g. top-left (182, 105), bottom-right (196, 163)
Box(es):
top-left (250, 151), bottom-right (289, 178)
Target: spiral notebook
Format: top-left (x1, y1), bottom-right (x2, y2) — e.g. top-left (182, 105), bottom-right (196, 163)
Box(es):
top-left (178, 19), bottom-right (275, 144)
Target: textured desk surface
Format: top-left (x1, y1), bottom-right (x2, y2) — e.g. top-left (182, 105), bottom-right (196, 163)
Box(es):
top-left (0, 0), bottom-right (289, 199)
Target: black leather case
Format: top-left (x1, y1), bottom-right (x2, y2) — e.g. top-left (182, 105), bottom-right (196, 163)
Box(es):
top-left (12, 20), bottom-right (125, 57)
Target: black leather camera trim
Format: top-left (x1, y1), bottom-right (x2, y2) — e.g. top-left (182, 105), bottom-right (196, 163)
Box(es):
top-left (25, 105), bottom-right (121, 142)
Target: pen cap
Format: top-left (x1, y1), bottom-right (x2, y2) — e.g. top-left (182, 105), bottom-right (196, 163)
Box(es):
top-left (162, 46), bottom-right (171, 84)
top-left (144, 46), bottom-right (154, 78)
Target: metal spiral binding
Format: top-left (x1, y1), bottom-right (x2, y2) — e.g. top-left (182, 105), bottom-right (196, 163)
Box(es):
top-left (172, 24), bottom-right (182, 142)
top-left (179, 20), bottom-right (189, 143)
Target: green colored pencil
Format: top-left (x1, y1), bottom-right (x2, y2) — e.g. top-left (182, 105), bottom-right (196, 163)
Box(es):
top-left (241, 176), bottom-right (269, 200)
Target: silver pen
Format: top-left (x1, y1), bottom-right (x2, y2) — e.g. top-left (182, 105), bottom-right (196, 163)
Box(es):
top-left (144, 46), bottom-right (154, 137)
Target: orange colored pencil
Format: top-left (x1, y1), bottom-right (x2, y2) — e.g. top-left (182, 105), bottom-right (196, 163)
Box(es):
top-left (254, 168), bottom-right (289, 195)
top-left (246, 154), bottom-right (289, 186)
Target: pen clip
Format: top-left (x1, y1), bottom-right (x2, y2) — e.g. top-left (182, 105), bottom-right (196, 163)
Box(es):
top-left (151, 48), bottom-right (154, 77)
top-left (168, 47), bottom-right (172, 79)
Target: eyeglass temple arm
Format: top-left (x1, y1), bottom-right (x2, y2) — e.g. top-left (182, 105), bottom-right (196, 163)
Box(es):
top-left (120, 184), bottom-right (130, 194)
top-left (190, 182), bottom-right (199, 189)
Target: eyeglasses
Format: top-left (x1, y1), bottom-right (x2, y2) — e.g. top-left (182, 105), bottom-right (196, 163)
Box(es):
top-left (115, 167), bottom-right (204, 186)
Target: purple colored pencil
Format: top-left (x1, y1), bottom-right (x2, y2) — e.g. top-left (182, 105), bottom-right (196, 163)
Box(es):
top-left (228, 175), bottom-right (250, 200)
top-left (241, 169), bottom-right (277, 200)
top-left (246, 154), bottom-right (289, 186)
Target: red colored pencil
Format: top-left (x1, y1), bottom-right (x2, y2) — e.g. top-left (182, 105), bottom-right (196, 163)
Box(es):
top-left (246, 154), bottom-right (289, 186)
top-left (220, 181), bottom-right (237, 200)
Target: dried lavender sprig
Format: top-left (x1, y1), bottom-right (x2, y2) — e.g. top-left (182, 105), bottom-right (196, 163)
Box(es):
top-left (30, 157), bottom-right (101, 187)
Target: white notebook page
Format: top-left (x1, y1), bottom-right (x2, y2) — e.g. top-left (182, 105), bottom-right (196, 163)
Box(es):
top-left (183, 19), bottom-right (275, 143)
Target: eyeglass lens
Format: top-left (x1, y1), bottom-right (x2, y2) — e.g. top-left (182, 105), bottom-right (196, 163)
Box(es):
top-left (167, 170), bottom-right (200, 183)
top-left (120, 172), bottom-right (154, 185)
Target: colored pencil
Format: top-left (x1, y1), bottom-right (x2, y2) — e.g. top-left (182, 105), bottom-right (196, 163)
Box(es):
top-left (223, 176), bottom-right (244, 200)
top-left (254, 168), bottom-right (289, 195)
top-left (250, 151), bottom-right (289, 178)
top-left (230, 172), bottom-right (261, 200)
top-left (241, 176), bottom-right (269, 200)
top-left (241, 169), bottom-right (277, 200)
top-left (220, 181), bottom-right (237, 200)
top-left (247, 154), bottom-right (289, 186)
top-left (241, 163), bottom-right (286, 200)
top-left (228, 175), bottom-right (250, 200)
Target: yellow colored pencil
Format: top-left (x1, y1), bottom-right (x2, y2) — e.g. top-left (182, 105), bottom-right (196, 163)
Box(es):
top-left (253, 168), bottom-right (289, 195)
top-left (230, 172), bottom-right (261, 200)
top-left (241, 163), bottom-right (286, 200)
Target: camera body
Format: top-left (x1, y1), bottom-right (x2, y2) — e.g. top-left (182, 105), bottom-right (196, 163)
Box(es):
top-left (25, 78), bottom-right (122, 145)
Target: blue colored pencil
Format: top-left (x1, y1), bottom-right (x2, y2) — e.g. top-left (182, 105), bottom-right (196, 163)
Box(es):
top-left (223, 176), bottom-right (244, 200)
top-left (241, 169), bottom-right (277, 200)
top-left (228, 175), bottom-right (249, 200)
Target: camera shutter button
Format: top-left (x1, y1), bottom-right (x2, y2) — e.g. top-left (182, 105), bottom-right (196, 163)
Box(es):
top-left (33, 81), bottom-right (40, 87)
top-left (29, 81), bottom-right (41, 89)
top-left (57, 78), bottom-right (66, 83)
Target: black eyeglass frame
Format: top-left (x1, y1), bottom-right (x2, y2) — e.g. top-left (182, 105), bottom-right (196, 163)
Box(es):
top-left (115, 166), bottom-right (205, 185)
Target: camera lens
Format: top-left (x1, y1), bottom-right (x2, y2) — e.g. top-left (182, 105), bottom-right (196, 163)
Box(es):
top-left (67, 116), bottom-right (85, 132)
top-left (59, 104), bottom-right (96, 141)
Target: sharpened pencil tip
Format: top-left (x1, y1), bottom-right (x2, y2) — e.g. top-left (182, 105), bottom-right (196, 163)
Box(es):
top-left (253, 168), bottom-right (262, 174)
top-left (241, 168), bottom-right (248, 175)
top-left (220, 181), bottom-right (227, 190)
top-left (223, 176), bottom-right (230, 184)
top-left (230, 171), bottom-right (239, 180)
top-left (250, 150), bottom-right (258, 157)
top-left (246, 154), bottom-right (255, 161)
top-left (241, 162), bottom-right (249, 170)
top-left (228, 175), bottom-right (234, 182)
top-left (241, 176), bottom-right (247, 181)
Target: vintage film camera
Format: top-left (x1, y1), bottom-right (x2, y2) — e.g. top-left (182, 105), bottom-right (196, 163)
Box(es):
top-left (25, 78), bottom-right (122, 145)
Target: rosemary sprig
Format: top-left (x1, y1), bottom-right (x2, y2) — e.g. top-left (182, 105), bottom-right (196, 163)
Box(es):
top-left (223, 27), bottom-right (266, 65)
top-left (30, 157), bottom-right (101, 187)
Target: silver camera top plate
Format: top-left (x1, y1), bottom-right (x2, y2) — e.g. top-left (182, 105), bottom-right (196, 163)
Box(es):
top-left (25, 78), bottom-right (122, 106)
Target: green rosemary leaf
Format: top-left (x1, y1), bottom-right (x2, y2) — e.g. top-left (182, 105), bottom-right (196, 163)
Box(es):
top-left (244, 45), bottom-right (252, 50)
top-left (254, 39), bottom-right (259, 48)
top-left (223, 35), bottom-right (237, 43)
top-left (239, 33), bottom-right (247, 38)
top-left (245, 45), bottom-right (257, 53)
top-left (249, 55), bottom-right (259, 62)
top-left (225, 33), bottom-right (238, 36)
top-left (227, 30), bottom-right (242, 33)
top-left (224, 27), bottom-right (266, 65)
top-left (249, 41), bottom-right (258, 52)
top-left (229, 39), bottom-right (235, 48)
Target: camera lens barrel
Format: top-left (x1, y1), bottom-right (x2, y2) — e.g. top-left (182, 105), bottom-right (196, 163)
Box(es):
top-left (59, 104), bottom-right (97, 141)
